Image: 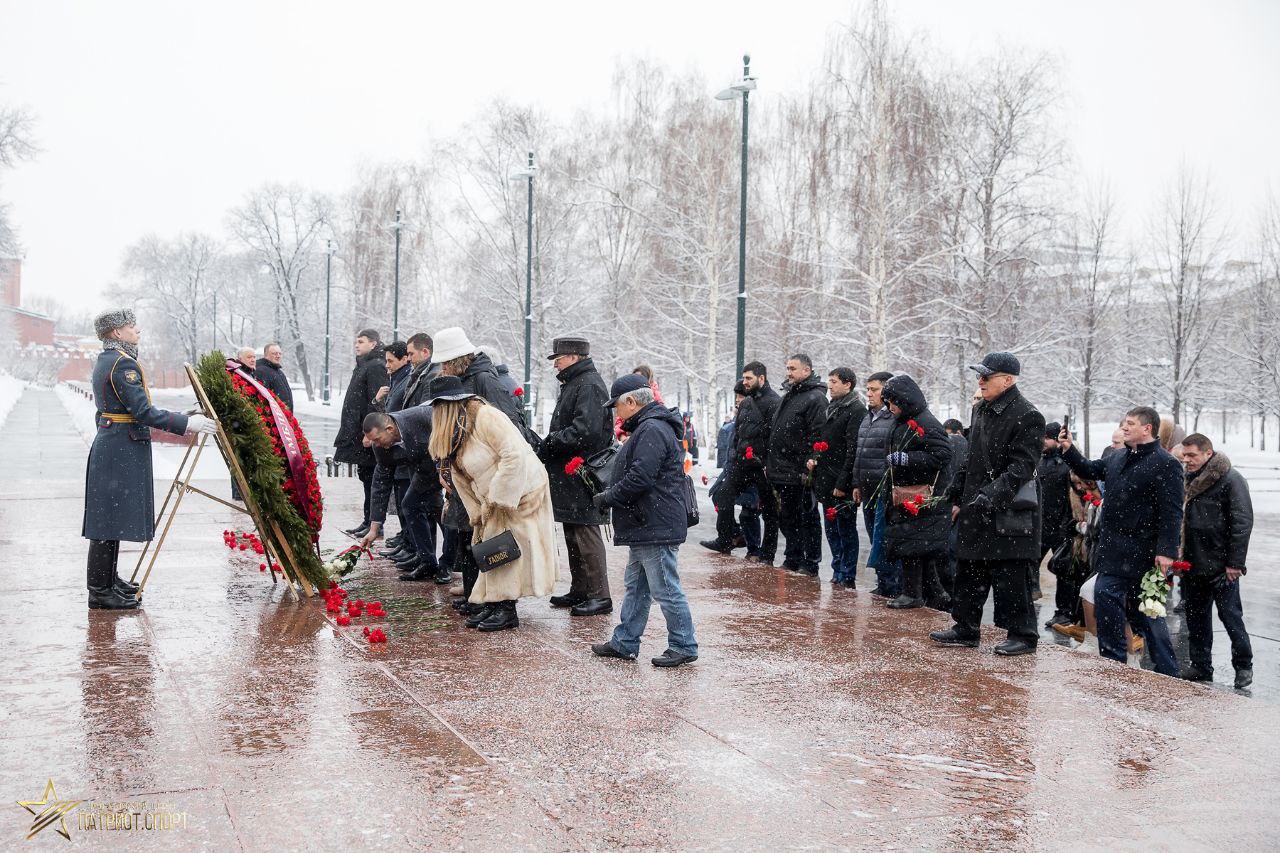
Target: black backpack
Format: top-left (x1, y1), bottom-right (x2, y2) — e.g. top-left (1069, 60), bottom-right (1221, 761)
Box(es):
top-left (682, 473), bottom-right (700, 528)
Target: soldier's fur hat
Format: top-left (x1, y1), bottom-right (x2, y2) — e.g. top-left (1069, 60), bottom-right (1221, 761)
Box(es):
top-left (94, 308), bottom-right (137, 339)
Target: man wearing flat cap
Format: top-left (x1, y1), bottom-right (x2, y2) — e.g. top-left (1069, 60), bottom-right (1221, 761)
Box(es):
top-left (930, 351), bottom-right (1045, 656)
top-left (538, 336), bottom-right (615, 616)
top-left (82, 309), bottom-right (218, 610)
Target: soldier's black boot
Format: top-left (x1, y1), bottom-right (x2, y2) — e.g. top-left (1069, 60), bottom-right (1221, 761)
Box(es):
top-left (104, 541), bottom-right (138, 596)
top-left (88, 540), bottom-right (138, 610)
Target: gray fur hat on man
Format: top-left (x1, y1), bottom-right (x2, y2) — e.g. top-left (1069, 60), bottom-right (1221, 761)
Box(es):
top-left (94, 308), bottom-right (137, 339)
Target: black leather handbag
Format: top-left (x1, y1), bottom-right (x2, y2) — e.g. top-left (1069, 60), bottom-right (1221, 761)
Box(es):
top-left (995, 479), bottom-right (1039, 536)
top-left (472, 530), bottom-right (521, 573)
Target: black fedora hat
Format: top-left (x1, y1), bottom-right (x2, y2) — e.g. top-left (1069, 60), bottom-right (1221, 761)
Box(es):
top-left (427, 375), bottom-right (477, 403)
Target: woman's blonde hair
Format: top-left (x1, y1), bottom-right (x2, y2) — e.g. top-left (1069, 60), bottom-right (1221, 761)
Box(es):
top-left (429, 397), bottom-right (485, 462)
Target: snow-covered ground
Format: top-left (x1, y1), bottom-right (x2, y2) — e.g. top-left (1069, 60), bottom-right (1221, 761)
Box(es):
top-left (0, 373), bottom-right (28, 431)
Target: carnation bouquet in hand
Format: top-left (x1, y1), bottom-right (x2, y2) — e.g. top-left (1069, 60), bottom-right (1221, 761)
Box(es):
top-left (323, 544), bottom-right (371, 579)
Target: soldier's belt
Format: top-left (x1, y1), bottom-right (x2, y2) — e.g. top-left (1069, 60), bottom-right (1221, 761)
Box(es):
top-left (98, 412), bottom-right (138, 424)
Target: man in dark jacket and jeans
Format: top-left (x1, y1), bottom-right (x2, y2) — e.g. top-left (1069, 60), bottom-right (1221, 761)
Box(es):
top-left (1178, 433), bottom-right (1253, 689)
top-left (1058, 407), bottom-right (1183, 676)
top-left (591, 374), bottom-right (698, 668)
top-left (358, 407), bottom-right (450, 584)
top-left (334, 329), bottom-right (389, 537)
top-left (848, 371), bottom-right (899, 596)
top-left (767, 354), bottom-right (828, 574)
top-left (703, 360), bottom-right (781, 561)
top-left (931, 353), bottom-right (1044, 656)
top-left (539, 337), bottom-right (615, 617)
top-left (805, 366), bottom-right (866, 586)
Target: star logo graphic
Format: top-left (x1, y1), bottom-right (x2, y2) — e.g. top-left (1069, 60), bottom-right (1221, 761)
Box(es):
top-left (16, 779), bottom-right (82, 841)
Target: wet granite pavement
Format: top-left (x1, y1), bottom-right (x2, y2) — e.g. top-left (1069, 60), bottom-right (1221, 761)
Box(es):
top-left (2, 387), bottom-right (1279, 850)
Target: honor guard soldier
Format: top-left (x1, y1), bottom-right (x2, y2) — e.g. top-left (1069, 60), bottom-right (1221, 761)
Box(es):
top-left (83, 309), bottom-right (218, 609)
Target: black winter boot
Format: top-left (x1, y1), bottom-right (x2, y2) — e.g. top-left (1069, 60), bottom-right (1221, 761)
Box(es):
top-left (88, 540), bottom-right (138, 610)
top-left (477, 600), bottom-right (519, 632)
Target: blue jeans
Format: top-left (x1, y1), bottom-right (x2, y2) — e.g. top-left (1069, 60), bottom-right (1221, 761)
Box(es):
top-left (866, 491), bottom-right (902, 596)
top-left (610, 544), bottom-right (698, 657)
top-left (399, 481), bottom-right (442, 568)
top-left (823, 503), bottom-right (860, 583)
top-left (739, 505), bottom-right (762, 552)
top-left (1094, 572), bottom-right (1178, 676)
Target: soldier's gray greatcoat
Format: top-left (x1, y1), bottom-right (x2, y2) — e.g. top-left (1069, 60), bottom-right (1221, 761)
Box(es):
top-left (82, 349), bottom-right (189, 542)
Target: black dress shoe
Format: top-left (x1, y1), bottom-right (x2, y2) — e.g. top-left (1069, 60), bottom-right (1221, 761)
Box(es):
top-left (345, 524), bottom-right (370, 537)
top-left (476, 601), bottom-right (519, 632)
top-left (930, 628), bottom-right (979, 647)
top-left (591, 642), bottom-right (636, 660)
top-left (88, 585), bottom-right (140, 610)
top-left (1234, 668), bottom-right (1253, 690)
top-left (869, 586), bottom-right (886, 597)
top-left (392, 551), bottom-right (420, 568)
top-left (887, 595), bottom-right (924, 609)
top-left (1045, 613), bottom-right (1073, 628)
top-left (380, 544), bottom-right (406, 558)
top-left (781, 561), bottom-right (801, 571)
top-left (433, 564), bottom-right (453, 584)
top-left (114, 574), bottom-right (139, 595)
top-left (652, 649), bottom-right (698, 667)
top-left (398, 562), bottom-right (433, 582)
top-left (550, 593), bottom-right (586, 608)
top-left (699, 538), bottom-right (734, 554)
top-left (745, 549), bottom-right (765, 559)
top-left (1180, 666), bottom-right (1213, 682)
top-left (796, 564), bottom-right (819, 577)
top-left (994, 638), bottom-right (1037, 656)
top-left (570, 598), bottom-right (613, 617)
top-left (749, 554), bottom-right (775, 566)
top-left (465, 604), bottom-right (496, 628)
top-left (381, 535), bottom-right (403, 552)
top-left (454, 599), bottom-right (483, 614)
top-left (731, 535), bottom-right (747, 549)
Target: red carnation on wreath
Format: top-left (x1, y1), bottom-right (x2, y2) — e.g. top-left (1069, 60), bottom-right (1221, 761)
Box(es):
top-left (225, 362), bottom-right (324, 535)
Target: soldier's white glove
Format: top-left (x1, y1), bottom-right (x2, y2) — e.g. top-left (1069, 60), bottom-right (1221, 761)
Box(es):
top-left (187, 414), bottom-right (218, 435)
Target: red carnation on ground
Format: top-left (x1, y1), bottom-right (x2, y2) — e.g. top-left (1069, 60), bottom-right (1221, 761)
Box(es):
top-left (565, 456), bottom-right (585, 476)
top-left (336, 615), bottom-right (351, 627)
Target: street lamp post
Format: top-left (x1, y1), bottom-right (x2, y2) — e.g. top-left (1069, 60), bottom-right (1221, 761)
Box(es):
top-left (716, 54), bottom-right (756, 379)
top-left (392, 208), bottom-right (402, 341)
top-left (509, 151), bottom-right (538, 421)
top-left (323, 239), bottom-right (333, 405)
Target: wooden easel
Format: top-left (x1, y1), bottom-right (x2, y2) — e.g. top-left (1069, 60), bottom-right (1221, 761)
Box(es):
top-left (129, 363), bottom-right (316, 600)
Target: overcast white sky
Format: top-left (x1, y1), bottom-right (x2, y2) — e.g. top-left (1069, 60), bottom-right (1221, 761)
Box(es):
top-left (2, 0), bottom-right (1277, 312)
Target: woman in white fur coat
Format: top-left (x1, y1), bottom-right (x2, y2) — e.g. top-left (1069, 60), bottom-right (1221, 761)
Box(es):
top-left (428, 376), bottom-right (557, 631)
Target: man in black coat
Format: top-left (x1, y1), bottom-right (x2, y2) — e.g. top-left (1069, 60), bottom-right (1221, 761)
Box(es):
top-left (1037, 421), bottom-right (1073, 609)
top-left (256, 342), bottom-right (294, 410)
top-left (1177, 434), bottom-right (1254, 689)
top-left (940, 418), bottom-right (969, 595)
top-left (766, 354), bottom-right (828, 575)
top-left (702, 360), bottom-right (781, 561)
top-left (1058, 407), bottom-right (1182, 676)
top-left (358, 407), bottom-right (450, 584)
top-left (805, 367), bottom-right (866, 586)
top-left (539, 337), bottom-right (615, 617)
top-left (333, 329), bottom-right (389, 537)
top-left (931, 352), bottom-right (1044, 656)
top-left (370, 340), bottom-right (422, 568)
